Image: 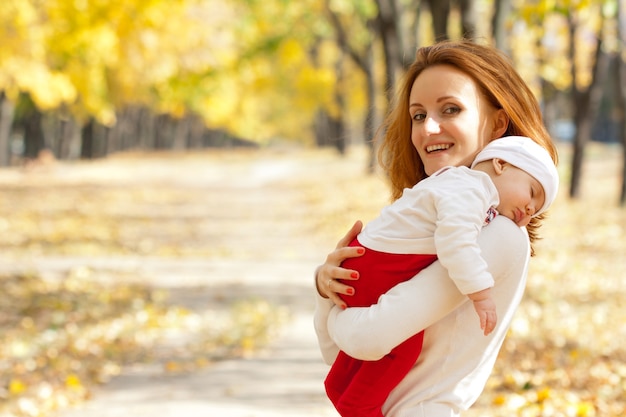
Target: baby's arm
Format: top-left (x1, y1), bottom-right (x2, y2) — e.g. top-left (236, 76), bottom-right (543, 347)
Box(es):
top-left (467, 288), bottom-right (497, 336)
top-left (432, 178), bottom-right (500, 335)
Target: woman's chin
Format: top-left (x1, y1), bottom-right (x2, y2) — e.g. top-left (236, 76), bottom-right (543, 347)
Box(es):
top-left (423, 157), bottom-right (453, 176)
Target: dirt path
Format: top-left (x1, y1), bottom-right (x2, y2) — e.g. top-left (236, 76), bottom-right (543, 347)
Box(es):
top-left (2, 147), bottom-right (365, 417)
top-left (6, 143), bottom-right (624, 417)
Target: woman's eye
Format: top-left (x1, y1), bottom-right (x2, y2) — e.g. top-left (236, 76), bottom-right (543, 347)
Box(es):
top-left (443, 106), bottom-right (461, 115)
top-left (413, 112), bottom-right (426, 122)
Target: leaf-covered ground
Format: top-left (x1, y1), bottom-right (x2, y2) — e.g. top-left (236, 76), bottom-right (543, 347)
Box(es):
top-left (0, 143), bottom-right (624, 417)
top-left (0, 150), bottom-right (293, 417)
top-left (279, 143), bottom-right (626, 417)
top-left (1, 270), bottom-right (284, 416)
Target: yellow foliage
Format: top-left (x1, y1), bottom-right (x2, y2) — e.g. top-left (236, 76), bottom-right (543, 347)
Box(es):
top-left (278, 39), bottom-right (306, 67)
top-left (0, 0), bottom-right (232, 123)
top-left (25, 68), bottom-right (77, 110)
top-left (65, 374), bottom-right (83, 391)
top-left (536, 387), bottom-right (551, 403)
top-left (0, 0), bottom-right (369, 143)
top-left (164, 361), bottom-right (183, 372)
top-left (199, 78), bottom-right (239, 127)
top-left (492, 394), bottom-right (506, 406)
top-left (576, 401), bottom-right (595, 416)
top-left (296, 67), bottom-right (337, 113)
top-left (9, 378), bottom-right (26, 395)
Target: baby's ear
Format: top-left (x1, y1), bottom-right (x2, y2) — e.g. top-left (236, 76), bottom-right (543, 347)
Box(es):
top-left (491, 158), bottom-right (506, 174)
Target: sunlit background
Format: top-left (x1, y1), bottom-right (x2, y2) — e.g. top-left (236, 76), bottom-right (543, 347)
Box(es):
top-left (0, 1), bottom-right (625, 417)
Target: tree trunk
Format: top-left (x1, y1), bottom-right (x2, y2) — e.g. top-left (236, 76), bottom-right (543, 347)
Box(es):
top-left (23, 106), bottom-right (45, 159)
top-left (569, 14), bottom-right (605, 199)
top-left (376, 0), bottom-right (403, 100)
top-left (95, 125), bottom-right (110, 158)
top-left (56, 116), bottom-right (79, 159)
top-left (139, 107), bottom-right (156, 149)
top-left (0, 93), bottom-right (15, 166)
top-left (613, 53), bottom-right (626, 205)
top-left (324, 0), bottom-right (377, 158)
top-left (491, 0), bottom-right (511, 51)
top-left (81, 118), bottom-right (113, 159)
top-left (106, 114), bottom-right (121, 155)
top-left (172, 116), bottom-right (191, 150)
top-left (314, 109), bottom-right (343, 150)
top-left (622, 115), bottom-right (626, 206)
top-left (188, 115), bottom-right (205, 149)
top-left (617, 0), bottom-right (626, 205)
top-left (425, 0), bottom-right (451, 41)
top-left (333, 52), bottom-right (348, 155)
top-left (457, 0), bottom-right (477, 39)
top-left (80, 119), bottom-right (95, 159)
top-left (361, 44), bottom-right (377, 173)
top-left (154, 114), bottom-right (171, 149)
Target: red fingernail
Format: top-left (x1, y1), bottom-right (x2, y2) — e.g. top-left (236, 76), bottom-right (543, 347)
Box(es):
top-left (346, 288), bottom-right (354, 295)
top-left (357, 248), bottom-right (365, 254)
top-left (350, 272), bottom-right (359, 279)
top-left (341, 304), bottom-right (347, 310)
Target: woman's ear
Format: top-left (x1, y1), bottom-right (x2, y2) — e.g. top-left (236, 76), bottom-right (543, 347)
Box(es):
top-left (492, 109), bottom-right (509, 139)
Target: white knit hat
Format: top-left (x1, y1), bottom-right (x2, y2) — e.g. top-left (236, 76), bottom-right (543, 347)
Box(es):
top-left (471, 136), bottom-right (559, 217)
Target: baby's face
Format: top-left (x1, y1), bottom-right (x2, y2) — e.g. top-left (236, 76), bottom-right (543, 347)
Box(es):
top-left (491, 165), bottom-right (545, 227)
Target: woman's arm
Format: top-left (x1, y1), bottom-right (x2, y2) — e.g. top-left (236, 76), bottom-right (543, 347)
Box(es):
top-left (313, 295), bottom-right (340, 365)
top-left (313, 220), bottom-right (365, 364)
top-left (326, 216), bottom-right (529, 360)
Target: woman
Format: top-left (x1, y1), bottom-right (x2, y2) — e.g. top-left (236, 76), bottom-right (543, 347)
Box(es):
top-left (314, 40), bottom-right (559, 417)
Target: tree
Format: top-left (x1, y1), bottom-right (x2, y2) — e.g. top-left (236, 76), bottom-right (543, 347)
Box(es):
top-left (423, 0), bottom-right (477, 41)
top-left (324, 0), bottom-right (378, 164)
top-left (517, 1), bottom-right (621, 202)
top-left (375, 0), bottom-right (404, 98)
top-left (0, 93), bottom-right (14, 165)
top-left (615, 0), bottom-right (626, 205)
top-left (492, 0), bottom-right (512, 51)
top-left (564, 5), bottom-right (607, 199)
top-left (0, 0), bottom-right (238, 160)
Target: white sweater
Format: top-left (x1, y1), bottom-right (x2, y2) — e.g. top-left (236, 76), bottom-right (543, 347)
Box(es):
top-left (314, 216), bottom-right (530, 417)
top-left (358, 166), bottom-right (499, 295)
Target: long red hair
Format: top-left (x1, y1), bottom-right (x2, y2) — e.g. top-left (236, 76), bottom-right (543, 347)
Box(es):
top-left (377, 40), bottom-right (558, 254)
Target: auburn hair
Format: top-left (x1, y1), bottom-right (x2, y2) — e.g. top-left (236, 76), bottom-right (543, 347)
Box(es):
top-left (377, 40), bottom-right (558, 255)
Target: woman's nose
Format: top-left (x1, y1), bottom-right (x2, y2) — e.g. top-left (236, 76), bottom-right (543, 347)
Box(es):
top-left (424, 117), bottom-right (441, 134)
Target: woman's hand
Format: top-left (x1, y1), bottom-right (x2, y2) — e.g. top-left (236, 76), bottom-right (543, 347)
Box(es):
top-left (315, 220), bottom-right (364, 309)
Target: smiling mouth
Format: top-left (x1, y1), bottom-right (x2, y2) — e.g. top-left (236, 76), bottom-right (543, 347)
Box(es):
top-left (426, 143), bottom-right (452, 153)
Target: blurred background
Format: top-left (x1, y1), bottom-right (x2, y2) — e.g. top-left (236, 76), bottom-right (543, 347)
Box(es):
top-left (0, 0), bottom-right (624, 198)
top-left (0, 1), bottom-right (625, 417)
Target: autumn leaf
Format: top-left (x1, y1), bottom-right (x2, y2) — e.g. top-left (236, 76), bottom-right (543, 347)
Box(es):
top-left (9, 379), bottom-right (26, 395)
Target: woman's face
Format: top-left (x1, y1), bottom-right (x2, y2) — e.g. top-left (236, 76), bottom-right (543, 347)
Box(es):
top-left (409, 64), bottom-right (506, 176)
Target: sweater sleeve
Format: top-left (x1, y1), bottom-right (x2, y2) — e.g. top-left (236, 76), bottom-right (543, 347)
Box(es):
top-left (313, 293), bottom-right (340, 365)
top-left (325, 216), bottom-right (528, 361)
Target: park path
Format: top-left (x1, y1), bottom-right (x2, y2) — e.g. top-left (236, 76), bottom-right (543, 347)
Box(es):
top-left (0, 147), bottom-right (357, 417)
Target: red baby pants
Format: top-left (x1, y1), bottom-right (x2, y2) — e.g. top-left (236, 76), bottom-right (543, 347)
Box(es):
top-left (324, 238), bottom-right (437, 417)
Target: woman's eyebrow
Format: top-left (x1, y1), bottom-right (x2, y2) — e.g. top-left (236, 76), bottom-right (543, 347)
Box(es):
top-left (410, 95), bottom-right (458, 107)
